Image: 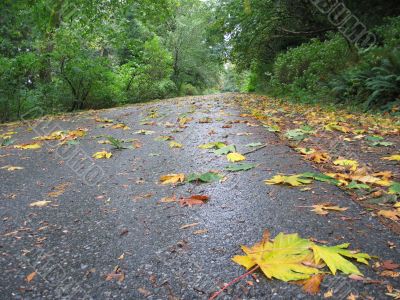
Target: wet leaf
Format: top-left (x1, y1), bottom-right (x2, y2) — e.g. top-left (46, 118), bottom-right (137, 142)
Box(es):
top-left (160, 174), bottom-right (185, 185)
top-left (225, 163), bottom-right (256, 172)
top-left (382, 154), bottom-right (400, 161)
top-left (199, 142), bottom-right (226, 149)
top-left (92, 151), bottom-right (112, 159)
top-left (333, 159), bottom-right (358, 171)
top-left (169, 141), bottom-right (183, 148)
top-left (214, 145), bottom-right (236, 155)
top-left (187, 172), bottom-right (223, 183)
top-left (14, 142), bottom-right (41, 150)
top-left (1, 165), bottom-right (24, 171)
top-left (179, 195), bottom-right (209, 207)
top-left (299, 274), bottom-right (324, 295)
top-left (265, 174), bottom-right (312, 187)
top-left (310, 203), bottom-right (348, 215)
top-left (227, 152), bottom-right (246, 162)
top-left (29, 200), bottom-right (52, 207)
top-left (311, 244), bottom-right (370, 275)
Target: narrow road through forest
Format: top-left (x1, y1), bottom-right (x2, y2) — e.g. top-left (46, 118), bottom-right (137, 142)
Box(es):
top-left (1, 94), bottom-right (399, 299)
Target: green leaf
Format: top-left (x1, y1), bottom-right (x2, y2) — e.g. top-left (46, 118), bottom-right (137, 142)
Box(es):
top-left (263, 125), bottom-right (280, 132)
top-left (246, 142), bottom-right (263, 148)
top-left (225, 163), bottom-right (256, 172)
top-left (371, 141), bottom-right (394, 147)
top-left (312, 244), bottom-right (371, 275)
top-left (285, 129), bottom-right (308, 141)
top-left (347, 181), bottom-right (371, 190)
top-left (299, 172), bottom-right (340, 185)
top-left (187, 172), bottom-right (223, 183)
top-left (214, 145), bottom-right (236, 155)
top-left (365, 135), bottom-right (384, 142)
top-left (199, 142), bottom-right (226, 149)
top-left (389, 182), bottom-right (400, 195)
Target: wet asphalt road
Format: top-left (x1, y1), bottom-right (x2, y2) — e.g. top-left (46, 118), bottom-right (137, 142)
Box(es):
top-left (0, 94), bottom-right (399, 299)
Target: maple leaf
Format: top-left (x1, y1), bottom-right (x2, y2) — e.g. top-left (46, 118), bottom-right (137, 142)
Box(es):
top-left (14, 143), bottom-right (41, 150)
top-left (214, 145), bottom-right (236, 155)
top-left (378, 210), bottom-right (400, 221)
top-left (311, 244), bottom-right (371, 275)
top-left (233, 232), bottom-right (319, 281)
top-left (92, 151), bottom-right (112, 159)
top-left (295, 148), bottom-right (316, 155)
top-left (187, 172), bottom-right (223, 183)
top-left (305, 152), bottom-right (330, 163)
top-left (265, 174), bottom-right (312, 187)
top-left (299, 274), bottom-right (324, 295)
top-left (179, 195), bottom-right (209, 207)
top-left (310, 203), bottom-right (348, 215)
top-left (29, 200), bottom-right (52, 207)
top-left (227, 152), bottom-right (246, 162)
top-left (333, 159), bottom-right (358, 171)
top-left (382, 154), bottom-right (400, 161)
top-left (160, 173), bottom-right (185, 185)
top-left (169, 141), bottom-right (183, 148)
top-left (388, 182), bottom-right (400, 195)
top-left (198, 142), bottom-right (226, 149)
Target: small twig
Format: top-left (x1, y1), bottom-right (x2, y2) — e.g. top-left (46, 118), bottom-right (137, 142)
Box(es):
top-left (208, 265), bottom-right (260, 300)
top-left (243, 144), bottom-right (268, 155)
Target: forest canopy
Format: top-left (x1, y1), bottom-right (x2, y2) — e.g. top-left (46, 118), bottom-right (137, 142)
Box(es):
top-left (1, 0), bottom-right (400, 122)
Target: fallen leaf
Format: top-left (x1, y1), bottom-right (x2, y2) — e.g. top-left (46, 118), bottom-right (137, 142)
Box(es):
top-left (160, 195), bottom-right (177, 203)
top-left (324, 289), bottom-right (334, 298)
top-left (310, 203), bottom-right (348, 216)
top-left (225, 163), bottom-right (256, 172)
top-left (105, 266), bottom-right (125, 282)
top-left (187, 172), bottom-right (223, 183)
top-left (378, 210), bottom-right (399, 221)
top-left (381, 260), bottom-right (400, 270)
top-left (312, 244), bottom-right (371, 275)
top-left (227, 152), bottom-right (246, 162)
top-left (169, 141), bottom-right (183, 148)
top-left (265, 174), bottom-right (312, 187)
top-left (300, 274), bottom-right (324, 295)
top-left (382, 154), bottom-right (400, 161)
top-left (179, 195), bottom-right (209, 207)
top-left (26, 271), bottom-right (37, 283)
top-left (160, 174), bottom-right (185, 185)
top-left (333, 159), bottom-right (358, 171)
top-left (180, 223), bottom-right (200, 229)
top-left (92, 151), bottom-right (112, 159)
top-left (194, 229), bottom-right (208, 235)
top-left (305, 152), bottom-right (330, 163)
top-left (112, 123), bottom-right (130, 130)
top-left (1, 165), bottom-right (24, 171)
top-left (14, 143), bottom-right (41, 150)
top-left (29, 200), bottom-right (52, 207)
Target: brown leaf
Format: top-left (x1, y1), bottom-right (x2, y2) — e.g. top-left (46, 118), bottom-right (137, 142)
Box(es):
top-left (179, 195), bottom-right (209, 207)
top-left (300, 274), bottom-right (324, 295)
top-left (105, 266), bottom-right (125, 282)
top-left (180, 223), bottom-right (199, 229)
top-left (138, 287), bottom-right (151, 297)
top-left (193, 229), bottom-right (208, 235)
top-left (381, 260), bottom-right (399, 270)
top-left (26, 271), bottom-right (37, 283)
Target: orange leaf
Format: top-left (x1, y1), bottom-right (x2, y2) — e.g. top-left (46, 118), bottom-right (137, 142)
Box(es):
top-left (179, 195), bottom-right (209, 207)
top-left (300, 274), bottom-right (324, 295)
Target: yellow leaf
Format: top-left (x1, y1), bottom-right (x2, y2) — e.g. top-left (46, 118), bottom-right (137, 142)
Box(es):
top-left (1, 165), bottom-right (24, 171)
top-left (333, 159), bottom-right (358, 171)
top-left (14, 143), bottom-right (41, 150)
top-left (112, 123), bottom-right (130, 130)
top-left (382, 154), bottom-right (400, 161)
top-left (305, 152), bottom-right (330, 163)
top-left (311, 203), bottom-right (348, 215)
top-left (312, 244), bottom-right (370, 275)
top-left (295, 148), bottom-right (316, 155)
top-left (265, 174), bottom-right (312, 187)
top-left (29, 200), bottom-right (52, 207)
top-left (169, 141), bottom-right (183, 148)
top-left (233, 231), bottom-right (319, 281)
top-left (227, 152), bottom-right (246, 162)
top-left (92, 151), bottom-right (112, 159)
top-left (378, 210), bottom-right (399, 221)
top-left (160, 173), bottom-right (185, 185)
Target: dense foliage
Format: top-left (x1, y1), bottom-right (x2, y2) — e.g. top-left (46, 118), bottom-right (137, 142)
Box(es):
top-left (0, 0), bottom-right (222, 122)
top-left (218, 0), bottom-right (400, 112)
top-left (1, 0), bottom-right (400, 122)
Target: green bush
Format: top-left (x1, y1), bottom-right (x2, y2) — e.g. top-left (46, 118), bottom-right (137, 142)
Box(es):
top-left (270, 35), bottom-right (352, 98)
